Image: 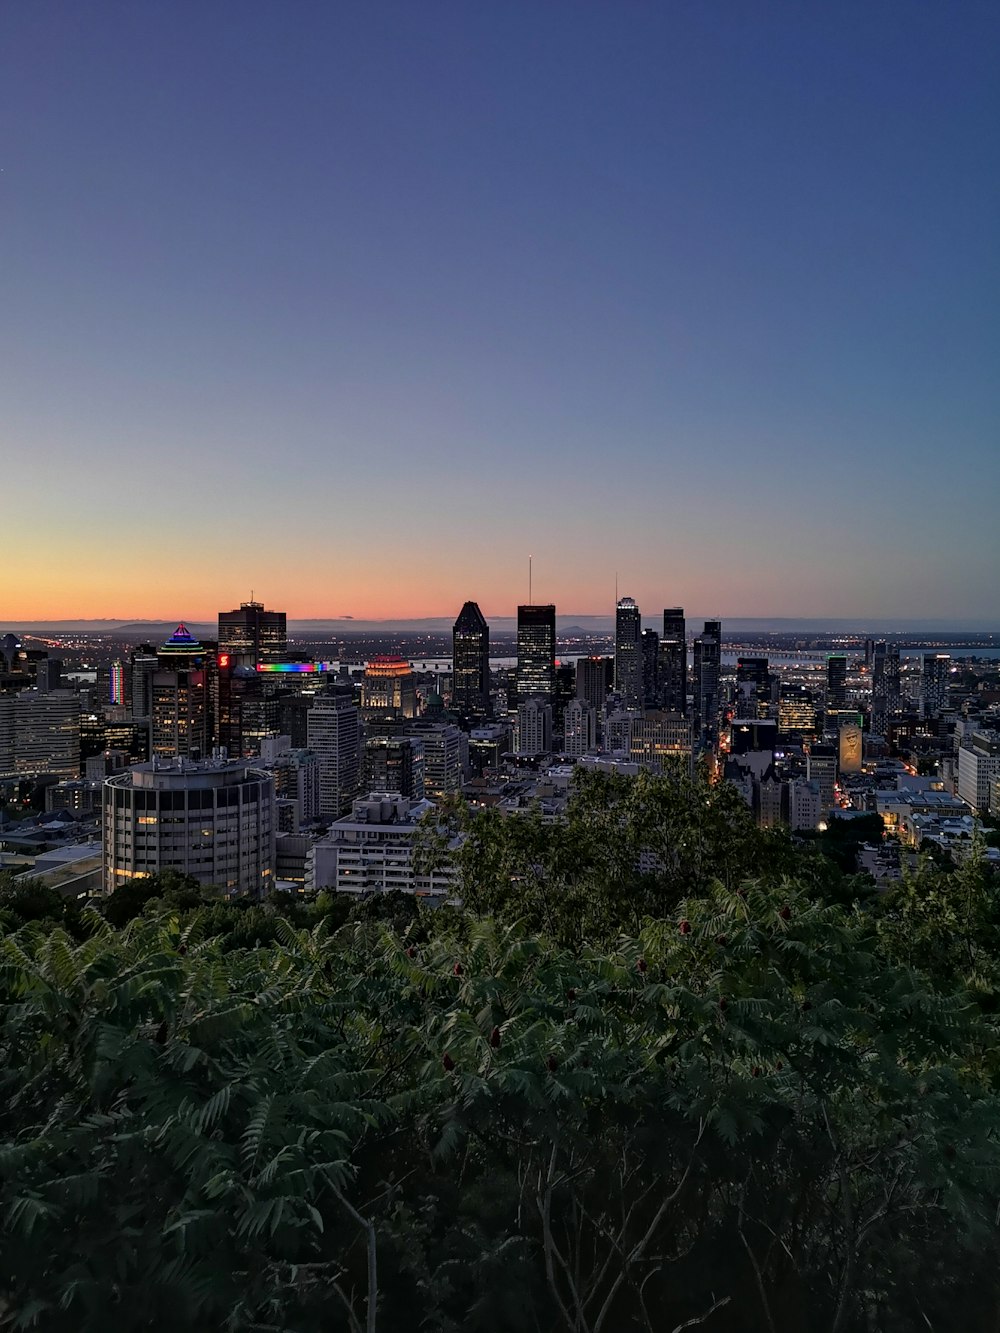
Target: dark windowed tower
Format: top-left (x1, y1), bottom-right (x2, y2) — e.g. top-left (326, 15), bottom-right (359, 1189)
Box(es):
top-left (826, 655), bottom-right (848, 711)
top-left (693, 620), bottom-right (722, 748)
top-left (452, 601), bottom-right (491, 719)
top-left (921, 654), bottom-right (951, 719)
top-left (614, 597), bottom-right (642, 708)
top-left (871, 641), bottom-right (901, 735)
top-left (516, 604), bottom-right (556, 705)
top-left (659, 608), bottom-right (687, 714)
top-left (576, 656), bottom-right (611, 711)
top-left (641, 629), bottom-right (660, 708)
top-left (735, 657), bottom-right (770, 719)
top-left (218, 600), bottom-right (287, 666)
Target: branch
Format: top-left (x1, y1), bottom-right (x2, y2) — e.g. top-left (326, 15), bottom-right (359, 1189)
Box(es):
top-left (329, 1184), bottom-right (378, 1333)
top-left (671, 1294), bottom-right (733, 1332)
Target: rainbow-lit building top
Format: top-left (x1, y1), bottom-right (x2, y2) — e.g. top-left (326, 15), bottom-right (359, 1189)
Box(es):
top-left (159, 623), bottom-right (205, 655)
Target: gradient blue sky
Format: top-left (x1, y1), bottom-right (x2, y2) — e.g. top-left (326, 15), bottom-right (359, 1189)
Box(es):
top-left (2, 1), bottom-right (998, 622)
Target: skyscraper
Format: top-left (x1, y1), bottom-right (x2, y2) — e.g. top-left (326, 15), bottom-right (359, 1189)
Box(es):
top-left (307, 692), bottom-right (361, 817)
top-left (692, 620), bottom-right (722, 747)
top-left (452, 601), bottom-right (491, 719)
top-left (576, 656), bottom-right (611, 711)
top-left (516, 604), bottom-right (556, 705)
top-left (921, 654), bottom-right (951, 718)
top-left (361, 657), bottom-right (417, 719)
top-left (659, 609), bottom-right (687, 714)
top-left (614, 597), bottom-right (642, 708)
top-left (826, 655), bottom-right (848, 711)
top-left (871, 641), bottom-right (901, 735)
top-left (640, 628), bottom-right (660, 708)
top-left (735, 657), bottom-right (770, 719)
top-left (218, 600), bottom-right (287, 665)
top-left (151, 624), bottom-right (210, 759)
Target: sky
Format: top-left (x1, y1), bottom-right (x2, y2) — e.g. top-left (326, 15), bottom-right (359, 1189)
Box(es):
top-left (1, 1), bottom-right (998, 624)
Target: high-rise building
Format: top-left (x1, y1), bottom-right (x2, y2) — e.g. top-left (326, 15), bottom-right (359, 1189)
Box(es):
top-left (871, 641), bottom-right (901, 735)
top-left (361, 657), bottom-right (417, 719)
top-left (517, 698), bottom-right (553, 756)
top-left (921, 654), bottom-right (951, 719)
top-left (103, 757), bottom-right (275, 897)
top-left (307, 693), bottom-right (361, 816)
top-left (11, 689), bottom-right (81, 778)
top-left (778, 685), bottom-right (818, 742)
top-left (806, 743), bottom-right (838, 814)
top-left (839, 721), bottom-right (863, 774)
top-left (614, 597), bottom-right (642, 709)
top-left (659, 609), bottom-right (687, 714)
top-left (516, 605), bottom-right (556, 705)
top-left (151, 624), bottom-right (213, 760)
top-left (563, 698), bottom-right (597, 758)
top-left (403, 721), bottom-right (465, 800)
top-left (576, 656), bottom-right (611, 711)
top-left (451, 601), bottom-right (491, 719)
top-left (640, 629), bottom-right (660, 708)
top-left (692, 620), bottom-right (722, 747)
top-left (826, 655), bottom-right (848, 711)
top-left (216, 657), bottom-right (279, 757)
top-left (218, 601), bottom-right (287, 665)
top-left (735, 657), bottom-right (770, 719)
top-left (363, 735), bottom-right (426, 800)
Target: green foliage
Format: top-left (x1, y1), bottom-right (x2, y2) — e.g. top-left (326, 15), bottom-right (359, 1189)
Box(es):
top-left (2, 770), bottom-right (1000, 1330)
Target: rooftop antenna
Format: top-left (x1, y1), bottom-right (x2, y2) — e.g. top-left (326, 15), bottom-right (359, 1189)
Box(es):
top-left (528, 554), bottom-right (532, 604)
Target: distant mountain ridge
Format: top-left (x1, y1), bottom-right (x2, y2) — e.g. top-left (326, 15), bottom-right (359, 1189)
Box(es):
top-left (3, 616), bottom-right (997, 637)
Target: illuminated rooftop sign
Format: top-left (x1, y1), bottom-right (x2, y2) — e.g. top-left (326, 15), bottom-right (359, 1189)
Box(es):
top-left (255, 662), bottom-right (336, 674)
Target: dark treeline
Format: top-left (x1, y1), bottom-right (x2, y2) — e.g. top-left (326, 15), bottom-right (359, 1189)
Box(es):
top-left (1, 770), bottom-right (999, 1332)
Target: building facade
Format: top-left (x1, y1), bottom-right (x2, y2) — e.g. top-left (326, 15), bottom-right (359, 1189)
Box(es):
top-left (614, 597), bottom-right (642, 709)
top-left (516, 604), bottom-right (556, 705)
top-left (452, 600), bottom-right (491, 718)
top-left (102, 758), bottom-right (275, 896)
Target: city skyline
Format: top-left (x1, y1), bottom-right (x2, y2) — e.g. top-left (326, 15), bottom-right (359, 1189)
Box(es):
top-left (2, 3), bottom-right (998, 621)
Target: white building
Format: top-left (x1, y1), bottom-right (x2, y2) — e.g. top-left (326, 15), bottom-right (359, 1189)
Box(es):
top-left (306, 793), bottom-right (458, 899)
top-left (102, 757), bottom-right (275, 896)
top-left (957, 732), bottom-right (1000, 815)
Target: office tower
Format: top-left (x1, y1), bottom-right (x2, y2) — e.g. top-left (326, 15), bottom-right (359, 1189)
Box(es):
top-left (216, 656), bottom-right (279, 757)
top-left (576, 655), bottom-right (610, 711)
top-left (0, 696), bottom-right (14, 775)
top-left (659, 609), bottom-right (687, 714)
top-left (259, 736), bottom-right (321, 830)
top-left (807, 743), bottom-right (838, 815)
top-left (218, 600), bottom-right (287, 665)
top-left (563, 698), bottom-right (597, 758)
top-left (614, 597), bottom-right (642, 708)
top-left (921, 654), bottom-right (951, 719)
top-left (34, 658), bottom-right (63, 693)
top-left (452, 601), bottom-right (491, 719)
top-left (308, 794), bottom-right (456, 899)
top-left (517, 698), bottom-right (553, 756)
top-left (129, 645), bottom-right (159, 724)
top-left (692, 620), bottom-right (722, 747)
top-left (361, 657), bottom-right (417, 719)
top-left (103, 757), bottom-right (275, 897)
top-left (363, 735), bottom-right (426, 800)
top-left (516, 604), bottom-right (556, 705)
top-left (871, 641), bottom-right (901, 735)
top-left (307, 693), bottom-right (361, 817)
top-left (729, 718), bottom-right (778, 757)
top-left (403, 721), bottom-right (465, 800)
top-left (735, 657), bottom-right (770, 719)
top-left (11, 689), bottom-right (81, 778)
top-left (553, 662), bottom-right (576, 729)
top-left (628, 711), bottom-right (694, 775)
top-left (641, 629), bottom-right (660, 707)
top-left (826, 655), bottom-right (848, 711)
top-left (778, 684), bottom-right (818, 742)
